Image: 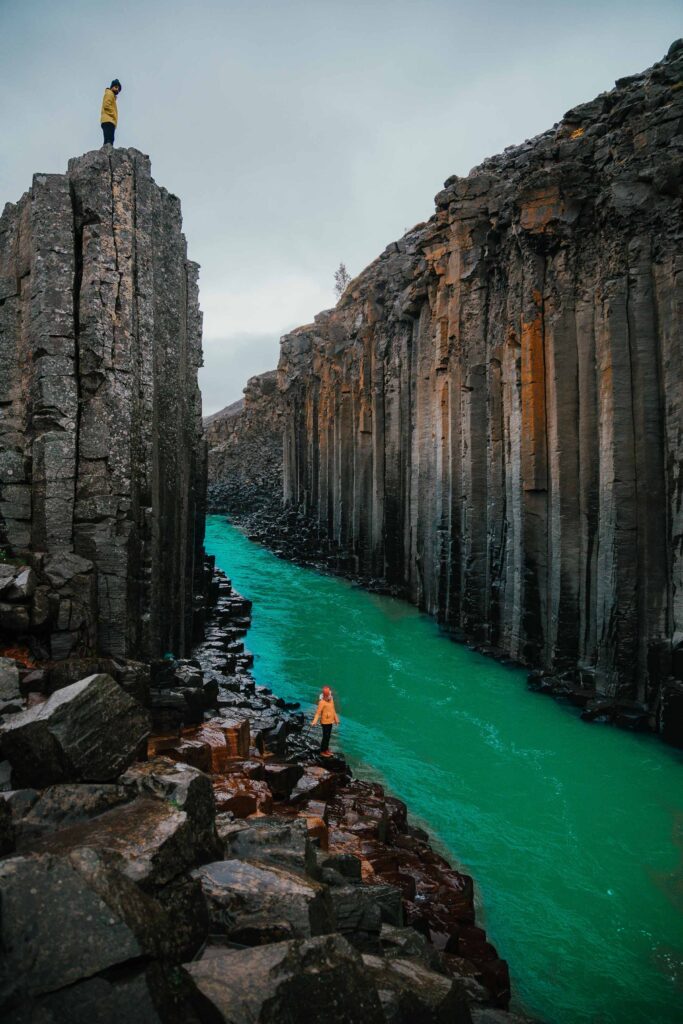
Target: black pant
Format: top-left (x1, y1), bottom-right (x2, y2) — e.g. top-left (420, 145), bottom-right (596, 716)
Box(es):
top-left (320, 723), bottom-right (333, 752)
top-left (101, 122), bottom-right (115, 145)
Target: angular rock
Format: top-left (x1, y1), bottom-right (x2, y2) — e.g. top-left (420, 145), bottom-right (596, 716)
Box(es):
top-left (212, 774), bottom-right (273, 817)
top-left (0, 848), bottom-right (168, 1011)
top-left (0, 658), bottom-right (21, 702)
top-left (192, 858), bottom-right (334, 943)
top-left (0, 602), bottom-right (29, 632)
top-left (0, 673), bottom-right (149, 786)
top-left (120, 756), bottom-right (221, 863)
top-left (264, 760), bottom-right (304, 798)
top-left (9, 963), bottom-right (212, 1024)
top-left (25, 794), bottom-right (210, 890)
top-left (184, 934), bottom-right (385, 1023)
top-left (221, 815), bottom-right (316, 876)
top-left (362, 954), bottom-right (472, 1023)
top-left (0, 797), bottom-right (14, 855)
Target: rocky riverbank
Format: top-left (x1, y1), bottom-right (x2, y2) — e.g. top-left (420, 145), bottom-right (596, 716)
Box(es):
top-left (0, 563), bottom-right (535, 1023)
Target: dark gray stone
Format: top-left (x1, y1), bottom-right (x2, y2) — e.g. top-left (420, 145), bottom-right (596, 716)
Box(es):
top-left (0, 658), bottom-right (21, 702)
top-left (362, 954), bottom-right (473, 1023)
top-left (192, 858), bottom-right (334, 944)
top-left (0, 848), bottom-right (168, 1011)
top-left (0, 673), bottom-right (149, 787)
top-left (184, 934), bottom-right (385, 1023)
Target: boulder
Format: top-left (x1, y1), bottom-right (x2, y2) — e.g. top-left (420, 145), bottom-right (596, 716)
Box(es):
top-left (362, 954), bottom-right (473, 1023)
top-left (221, 815), bottom-right (316, 876)
top-left (0, 658), bottom-right (21, 702)
top-left (290, 765), bottom-right (337, 803)
top-left (0, 848), bottom-right (168, 1012)
top-left (318, 851), bottom-right (362, 882)
top-left (183, 934), bottom-right (385, 1023)
top-left (0, 797), bottom-right (14, 855)
top-left (8, 962), bottom-right (212, 1024)
top-left (25, 789), bottom-right (217, 891)
top-left (263, 760), bottom-right (304, 798)
top-left (0, 673), bottom-right (149, 787)
top-left (192, 858), bottom-right (334, 943)
top-left (212, 774), bottom-right (273, 817)
top-left (329, 884), bottom-right (383, 952)
top-left (0, 602), bottom-right (29, 632)
top-left (5, 567), bottom-right (37, 602)
top-left (120, 757), bottom-right (221, 862)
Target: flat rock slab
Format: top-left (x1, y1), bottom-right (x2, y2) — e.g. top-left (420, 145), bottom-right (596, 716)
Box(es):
top-left (184, 934), bottom-right (385, 1024)
top-left (192, 858), bottom-right (334, 943)
top-left (0, 673), bottom-right (149, 787)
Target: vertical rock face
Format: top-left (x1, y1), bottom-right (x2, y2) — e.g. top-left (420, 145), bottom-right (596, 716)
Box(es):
top-left (0, 148), bottom-right (206, 661)
top-left (279, 44), bottom-right (683, 731)
top-left (206, 370), bottom-right (284, 516)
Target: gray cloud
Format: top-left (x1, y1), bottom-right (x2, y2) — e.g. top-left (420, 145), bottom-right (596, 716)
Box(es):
top-left (2, 0), bottom-right (681, 413)
top-left (200, 332), bottom-right (284, 416)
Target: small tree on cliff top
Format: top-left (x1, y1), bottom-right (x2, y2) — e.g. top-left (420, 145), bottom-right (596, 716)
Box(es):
top-left (334, 262), bottom-right (351, 299)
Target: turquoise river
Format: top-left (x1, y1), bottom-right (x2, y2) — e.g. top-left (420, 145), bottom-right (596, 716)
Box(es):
top-left (206, 516), bottom-right (683, 1024)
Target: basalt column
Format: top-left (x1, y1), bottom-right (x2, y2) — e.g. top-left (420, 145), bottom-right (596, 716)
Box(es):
top-left (279, 42), bottom-right (683, 738)
top-left (0, 147), bottom-right (206, 662)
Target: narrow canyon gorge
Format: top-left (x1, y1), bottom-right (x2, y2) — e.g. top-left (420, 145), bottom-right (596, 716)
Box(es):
top-left (0, 150), bottom-right (519, 1023)
top-left (210, 41), bottom-right (683, 745)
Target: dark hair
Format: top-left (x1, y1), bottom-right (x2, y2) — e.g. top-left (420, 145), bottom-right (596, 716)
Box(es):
top-left (110, 79), bottom-right (122, 91)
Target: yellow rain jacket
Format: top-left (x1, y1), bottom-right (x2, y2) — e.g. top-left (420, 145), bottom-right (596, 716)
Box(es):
top-left (312, 697), bottom-right (339, 726)
top-left (100, 88), bottom-right (118, 126)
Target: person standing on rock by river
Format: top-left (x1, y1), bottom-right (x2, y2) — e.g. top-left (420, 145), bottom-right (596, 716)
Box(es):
top-left (100, 79), bottom-right (122, 146)
top-left (312, 686), bottom-right (339, 756)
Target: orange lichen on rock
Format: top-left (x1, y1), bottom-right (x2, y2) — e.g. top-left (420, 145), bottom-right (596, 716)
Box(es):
top-left (0, 646), bottom-right (36, 668)
top-left (520, 314), bottom-right (547, 490)
top-left (519, 186), bottom-right (565, 232)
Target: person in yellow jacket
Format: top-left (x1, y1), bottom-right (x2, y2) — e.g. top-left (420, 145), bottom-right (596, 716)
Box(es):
top-left (312, 686), bottom-right (340, 757)
top-left (100, 79), bottom-right (122, 147)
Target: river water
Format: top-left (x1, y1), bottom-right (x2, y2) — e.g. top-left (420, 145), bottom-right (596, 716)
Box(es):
top-left (205, 515), bottom-right (683, 1024)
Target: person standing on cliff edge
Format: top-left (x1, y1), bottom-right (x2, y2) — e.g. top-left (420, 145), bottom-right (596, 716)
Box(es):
top-left (312, 686), bottom-right (340, 757)
top-left (100, 79), bottom-right (122, 146)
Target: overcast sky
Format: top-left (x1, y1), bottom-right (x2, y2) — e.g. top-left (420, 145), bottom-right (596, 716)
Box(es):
top-left (1, 0), bottom-right (680, 414)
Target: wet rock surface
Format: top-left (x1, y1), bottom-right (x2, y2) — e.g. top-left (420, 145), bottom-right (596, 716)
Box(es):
top-left (211, 44), bottom-right (683, 747)
top-left (0, 567), bottom-right (532, 1021)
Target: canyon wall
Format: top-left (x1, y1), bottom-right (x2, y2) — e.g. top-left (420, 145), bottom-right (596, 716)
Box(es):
top-left (0, 147), bottom-right (206, 662)
top-left (206, 370), bottom-right (284, 516)
top-left (279, 42), bottom-right (683, 735)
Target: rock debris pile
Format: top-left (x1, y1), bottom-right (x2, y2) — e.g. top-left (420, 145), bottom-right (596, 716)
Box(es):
top-left (1, 570), bottom-right (533, 1023)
